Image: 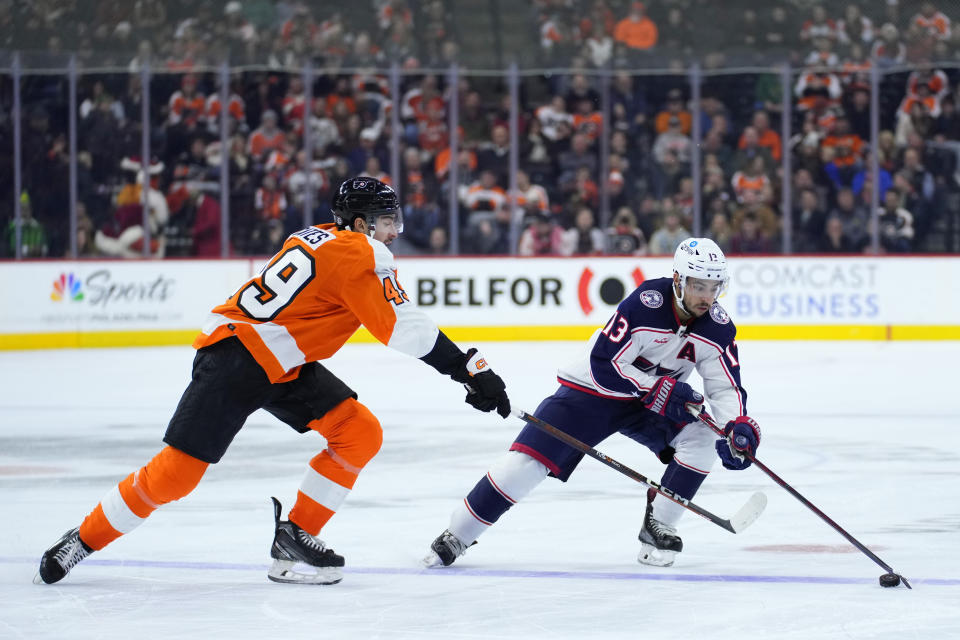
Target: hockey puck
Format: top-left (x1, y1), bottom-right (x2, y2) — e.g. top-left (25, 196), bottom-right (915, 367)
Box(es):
top-left (879, 573), bottom-right (901, 588)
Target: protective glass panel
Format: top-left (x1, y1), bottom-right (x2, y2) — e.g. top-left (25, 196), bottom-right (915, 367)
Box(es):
top-left (0, 69), bottom-right (12, 258)
top-left (392, 70), bottom-right (449, 256)
top-left (703, 70), bottom-right (784, 255)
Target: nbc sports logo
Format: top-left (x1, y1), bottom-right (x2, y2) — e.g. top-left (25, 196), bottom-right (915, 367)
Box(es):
top-left (51, 273), bottom-right (84, 302)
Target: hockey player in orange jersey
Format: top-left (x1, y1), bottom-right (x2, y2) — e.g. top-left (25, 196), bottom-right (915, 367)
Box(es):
top-left (35, 177), bottom-right (511, 586)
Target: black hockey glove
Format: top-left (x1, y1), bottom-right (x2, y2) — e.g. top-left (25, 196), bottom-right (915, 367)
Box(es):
top-left (450, 348), bottom-right (511, 418)
top-left (641, 376), bottom-right (703, 425)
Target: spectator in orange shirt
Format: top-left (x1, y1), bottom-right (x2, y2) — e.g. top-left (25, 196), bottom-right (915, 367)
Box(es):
top-left (168, 74), bottom-right (205, 127)
top-left (795, 71), bottom-right (843, 111)
top-left (463, 170), bottom-right (507, 220)
top-left (282, 75), bottom-right (307, 134)
top-left (738, 111), bottom-right (782, 162)
top-left (325, 77), bottom-right (358, 119)
top-left (613, 2), bottom-right (658, 52)
top-left (247, 110), bottom-right (285, 162)
top-left (570, 166), bottom-right (600, 212)
top-left (279, 3), bottom-right (318, 45)
top-left (654, 88), bottom-right (691, 135)
top-left (539, 10), bottom-right (573, 64)
top-left (731, 126), bottom-right (774, 173)
top-left (511, 170), bottom-right (550, 218)
top-left (434, 135), bottom-right (477, 183)
top-left (823, 116), bottom-right (865, 190)
top-left (900, 71), bottom-right (948, 120)
top-left (254, 173), bottom-right (287, 221)
top-left (572, 97), bottom-right (603, 144)
top-left (731, 156), bottom-right (773, 205)
top-left (579, 0), bottom-right (616, 40)
top-left (417, 97), bottom-right (450, 159)
top-left (905, 67), bottom-right (949, 102)
top-left (799, 4), bottom-right (839, 45)
top-left (204, 78), bottom-right (246, 137)
top-left (912, 2), bottom-right (951, 41)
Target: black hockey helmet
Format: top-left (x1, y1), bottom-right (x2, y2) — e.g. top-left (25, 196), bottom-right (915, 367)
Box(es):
top-left (332, 177), bottom-right (403, 234)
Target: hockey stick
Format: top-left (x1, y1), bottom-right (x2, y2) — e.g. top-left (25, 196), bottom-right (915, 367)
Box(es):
top-left (514, 409), bottom-right (766, 534)
top-left (696, 409), bottom-right (912, 589)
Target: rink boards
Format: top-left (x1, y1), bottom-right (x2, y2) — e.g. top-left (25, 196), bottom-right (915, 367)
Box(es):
top-left (1, 255), bottom-right (958, 349)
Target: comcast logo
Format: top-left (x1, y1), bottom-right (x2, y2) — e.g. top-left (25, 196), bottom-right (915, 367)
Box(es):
top-left (51, 273), bottom-right (84, 302)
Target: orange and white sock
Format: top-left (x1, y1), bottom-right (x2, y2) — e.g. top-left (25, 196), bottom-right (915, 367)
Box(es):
top-left (288, 399), bottom-right (382, 535)
top-left (78, 446), bottom-right (208, 550)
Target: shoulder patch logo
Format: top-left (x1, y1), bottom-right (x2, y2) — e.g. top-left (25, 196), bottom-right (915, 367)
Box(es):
top-left (639, 290), bottom-right (664, 308)
top-left (709, 304), bottom-right (730, 324)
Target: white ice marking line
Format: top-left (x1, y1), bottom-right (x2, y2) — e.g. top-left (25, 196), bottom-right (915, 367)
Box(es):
top-left (4, 556), bottom-right (955, 586)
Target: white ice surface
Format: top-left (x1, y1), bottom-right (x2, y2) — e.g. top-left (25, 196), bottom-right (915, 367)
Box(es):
top-left (1, 340), bottom-right (958, 639)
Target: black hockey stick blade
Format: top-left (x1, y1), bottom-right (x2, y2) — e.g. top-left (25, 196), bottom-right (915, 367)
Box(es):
top-left (695, 408), bottom-right (912, 589)
top-left (514, 409), bottom-right (766, 534)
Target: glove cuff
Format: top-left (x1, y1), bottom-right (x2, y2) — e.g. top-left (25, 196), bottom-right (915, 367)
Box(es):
top-left (464, 350), bottom-right (490, 377)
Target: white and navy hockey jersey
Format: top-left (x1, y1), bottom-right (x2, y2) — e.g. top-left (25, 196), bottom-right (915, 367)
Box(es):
top-left (557, 277), bottom-right (747, 426)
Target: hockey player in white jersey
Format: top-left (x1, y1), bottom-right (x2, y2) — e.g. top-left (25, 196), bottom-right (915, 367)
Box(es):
top-left (424, 238), bottom-right (761, 568)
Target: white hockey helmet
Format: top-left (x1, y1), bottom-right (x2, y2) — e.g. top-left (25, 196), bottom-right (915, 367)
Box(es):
top-left (672, 237), bottom-right (729, 302)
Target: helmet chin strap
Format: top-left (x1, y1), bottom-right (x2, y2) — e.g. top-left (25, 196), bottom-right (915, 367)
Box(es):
top-left (673, 274), bottom-right (694, 317)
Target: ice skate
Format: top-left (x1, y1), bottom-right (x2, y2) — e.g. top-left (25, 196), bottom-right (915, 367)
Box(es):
top-left (34, 527), bottom-right (93, 585)
top-left (422, 529), bottom-right (472, 567)
top-left (637, 495), bottom-right (683, 567)
top-left (268, 497), bottom-right (344, 585)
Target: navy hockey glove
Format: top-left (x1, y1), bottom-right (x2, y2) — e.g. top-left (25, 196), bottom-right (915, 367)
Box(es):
top-left (450, 348), bottom-right (511, 418)
top-left (716, 416), bottom-right (761, 470)
top-left (641, 376), bottom-right (703, 425)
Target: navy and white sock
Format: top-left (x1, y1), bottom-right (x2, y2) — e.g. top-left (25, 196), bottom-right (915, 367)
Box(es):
top-left (448, 451), bottom-right (548, 544)
top-left (651, 458), bottom-right (710, 526)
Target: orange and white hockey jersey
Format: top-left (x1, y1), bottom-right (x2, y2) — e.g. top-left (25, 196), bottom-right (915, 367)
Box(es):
top-left (194, 224), bottom-right (439, 383)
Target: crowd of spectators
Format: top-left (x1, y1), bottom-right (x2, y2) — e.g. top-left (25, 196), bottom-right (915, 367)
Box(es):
top-left (1, 0), bottom-right (959, 258)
